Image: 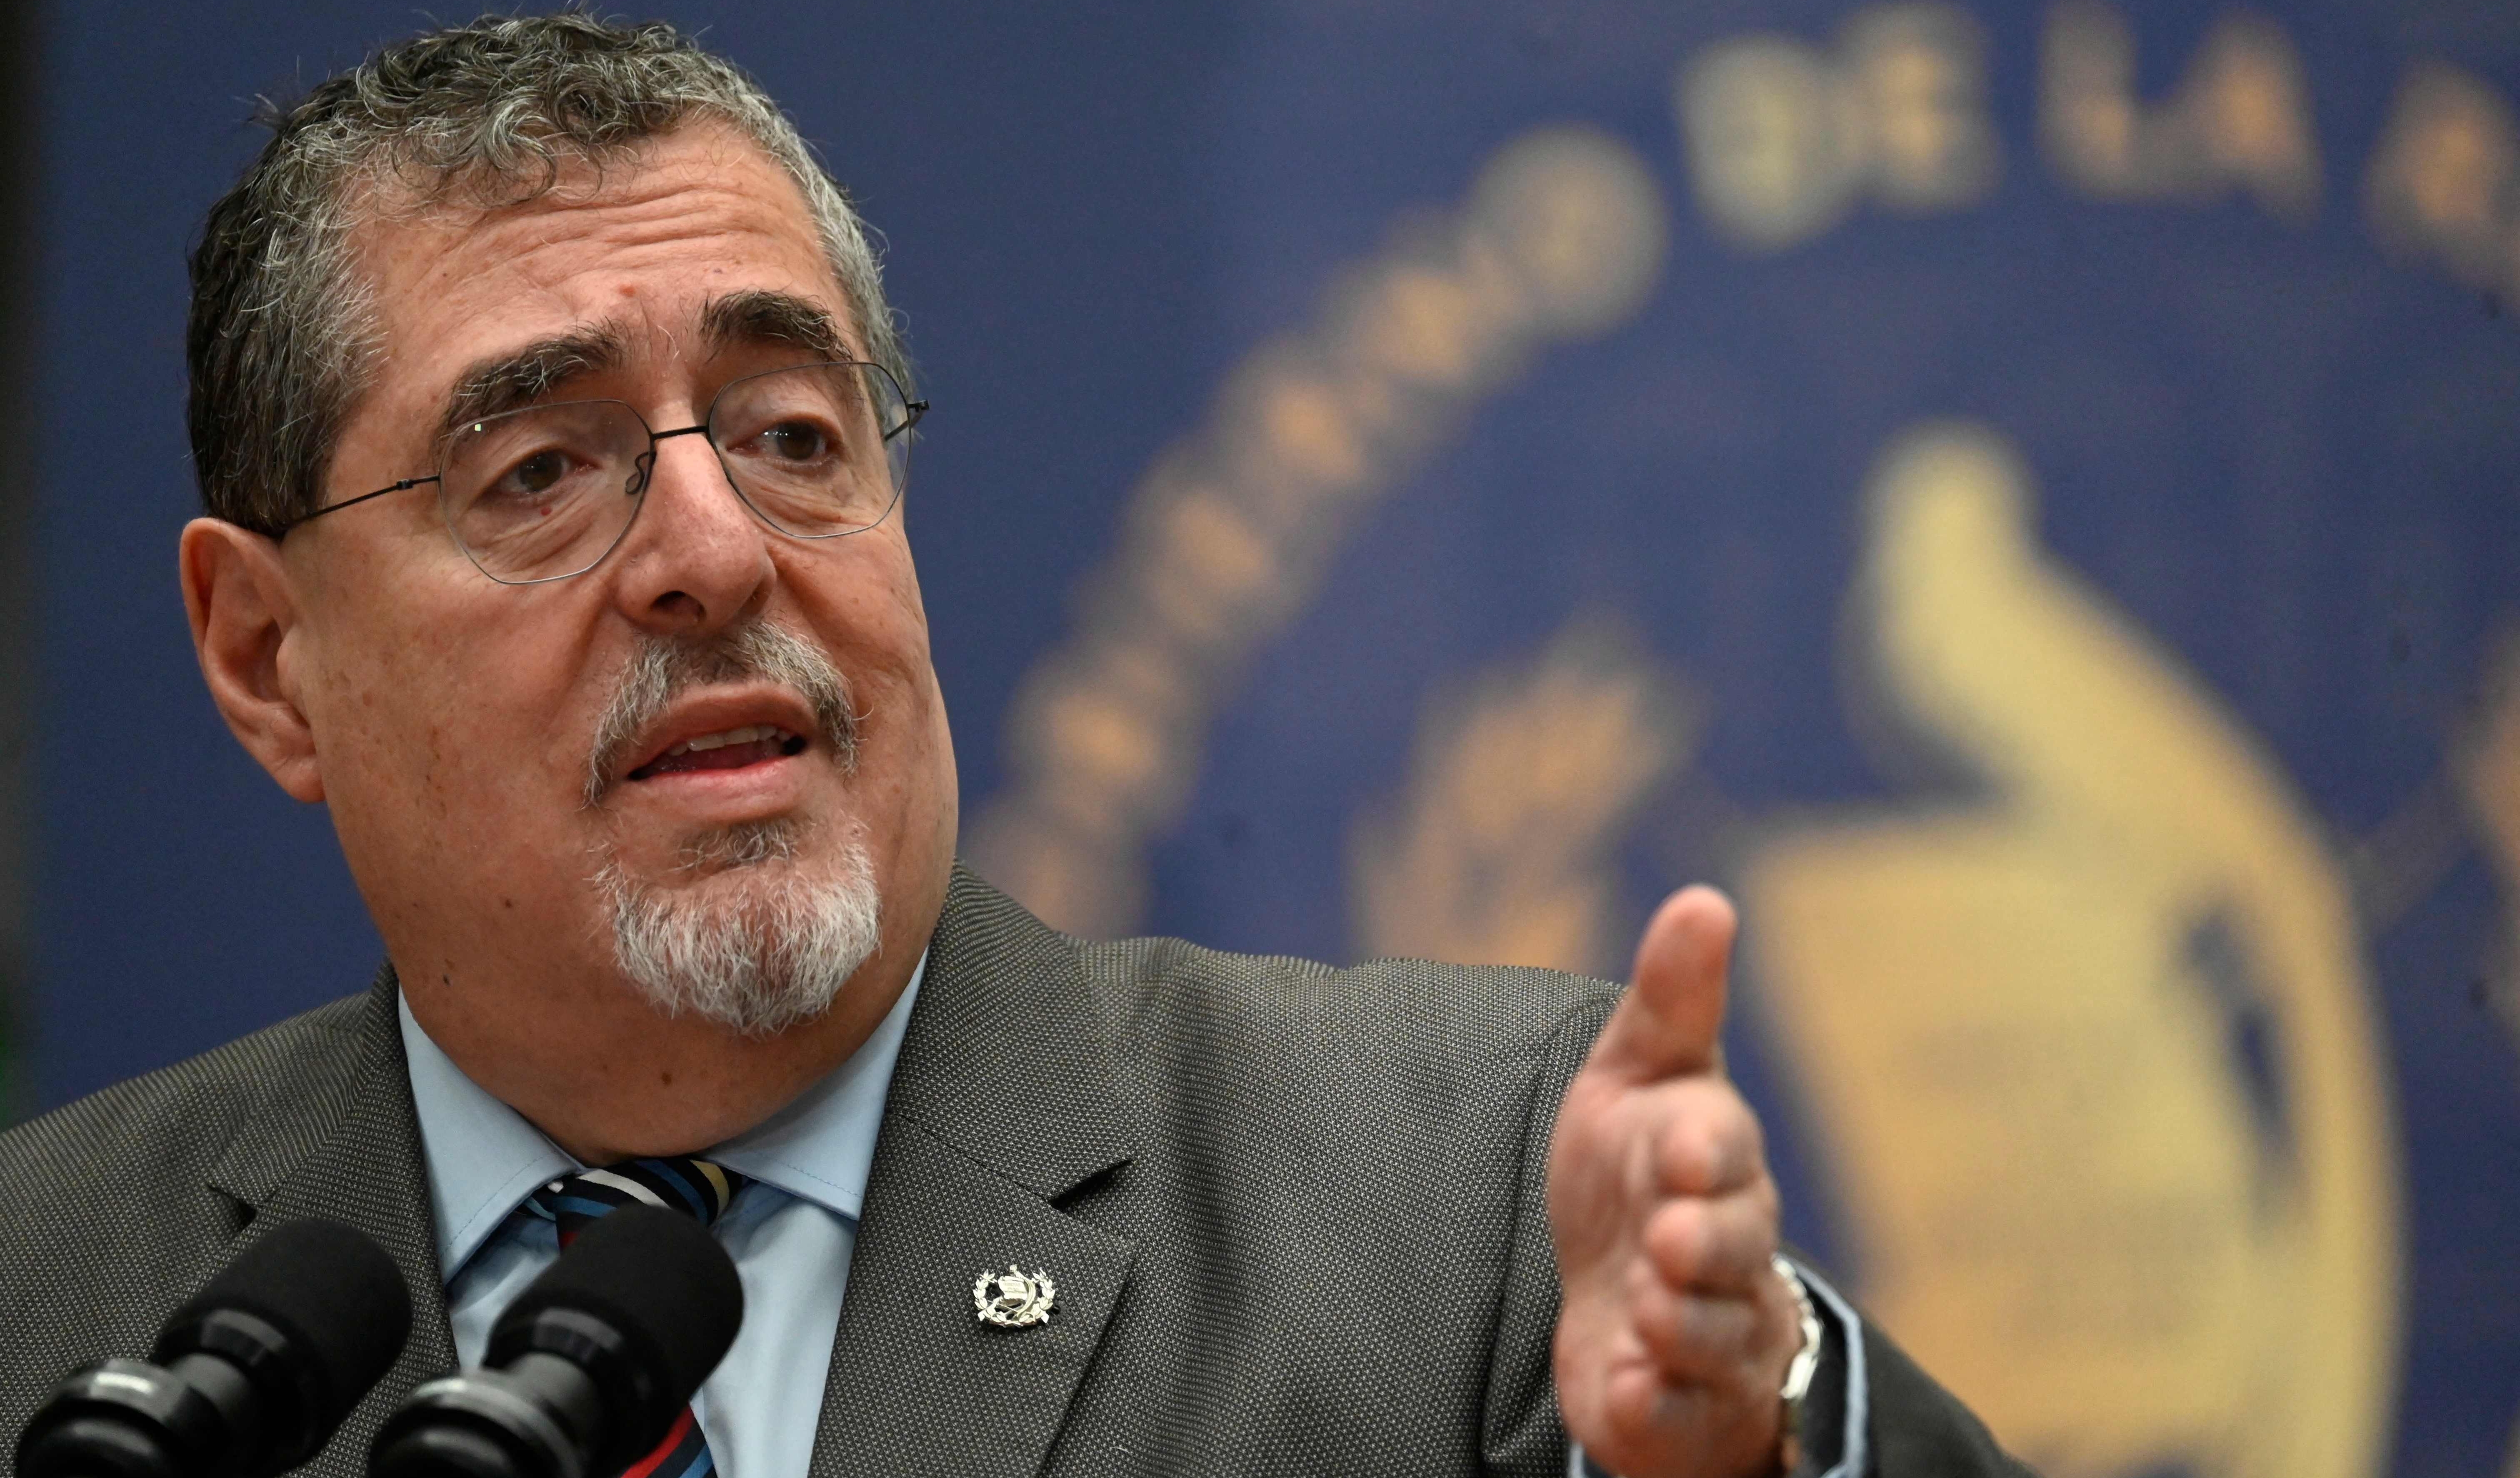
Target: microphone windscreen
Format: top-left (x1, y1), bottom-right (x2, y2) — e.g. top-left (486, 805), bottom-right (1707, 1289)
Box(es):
top-left (157, 1218), bottom-right (413, 1429)
top-left (495, 1205), bottom-right (743, 1411)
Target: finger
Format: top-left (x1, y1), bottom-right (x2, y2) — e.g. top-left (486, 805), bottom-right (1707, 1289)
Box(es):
top-left (1650, 1079), bottom-right (1766, 1197)
top-left (1642, 1183), bottom-right (1780, 1294)
top-left (1585, 885), bottom-right (1738, 1086)
top-left (1624, 1260), bottom-right (1765, 1378)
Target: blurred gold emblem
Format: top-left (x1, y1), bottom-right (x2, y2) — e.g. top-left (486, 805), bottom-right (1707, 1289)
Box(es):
top-left (1741, 422), bottom-right (2401, 1478)
top-left (1350, 418), bottom-right (2406, 1478)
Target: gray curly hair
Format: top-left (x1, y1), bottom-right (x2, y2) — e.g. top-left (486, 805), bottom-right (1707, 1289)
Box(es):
top-left (187, 12), bottom-right (909, 534)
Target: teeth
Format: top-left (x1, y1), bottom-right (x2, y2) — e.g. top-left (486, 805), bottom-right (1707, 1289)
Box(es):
top-left (664, 724), bottom-right (793, 757)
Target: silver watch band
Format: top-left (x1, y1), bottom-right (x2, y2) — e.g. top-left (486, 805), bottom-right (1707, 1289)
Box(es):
top-left (1772, 1253), bottom-right (1825, 1443)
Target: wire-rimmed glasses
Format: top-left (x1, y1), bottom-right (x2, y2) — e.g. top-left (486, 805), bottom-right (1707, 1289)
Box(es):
top-left (273, 360), bottom-right (927, 584)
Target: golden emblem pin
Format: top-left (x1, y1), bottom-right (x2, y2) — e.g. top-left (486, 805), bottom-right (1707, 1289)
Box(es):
top-left (972, 1264), bottom-right (1057, 1327)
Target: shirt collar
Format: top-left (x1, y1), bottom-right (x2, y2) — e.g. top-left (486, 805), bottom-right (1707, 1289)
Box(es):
top-left (707, 960), bottom-right (920, 1221)
top-left (400, 954), bottom-right (925, 1283)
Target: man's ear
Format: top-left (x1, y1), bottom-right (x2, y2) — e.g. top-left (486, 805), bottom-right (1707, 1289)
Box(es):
top-left (180, 518), bottom-right (324, 803)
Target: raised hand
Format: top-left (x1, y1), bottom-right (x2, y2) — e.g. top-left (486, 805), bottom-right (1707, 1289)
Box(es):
top-left (1548, 886), bottom-right (1800, 1478)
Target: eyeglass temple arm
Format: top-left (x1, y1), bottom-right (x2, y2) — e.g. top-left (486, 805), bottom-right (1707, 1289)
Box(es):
top-left (270, 475), bottom-right (442, 538)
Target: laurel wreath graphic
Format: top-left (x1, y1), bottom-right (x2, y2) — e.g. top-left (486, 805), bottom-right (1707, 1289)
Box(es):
top-left (1348, 619), bottom-right (1697, 979)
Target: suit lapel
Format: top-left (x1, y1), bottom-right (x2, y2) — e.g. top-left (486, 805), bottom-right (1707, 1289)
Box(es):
top-left (177, 873), bottom-right (1136, 1478)
top-left (205, 971), bottom-right (458, 1478)
top-left (808, 865), bottom-right (1139, 1478)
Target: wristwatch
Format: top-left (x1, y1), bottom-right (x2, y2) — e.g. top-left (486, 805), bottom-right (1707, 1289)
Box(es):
top-left (1772, 1254), bottom-right (1825, 1457)
top-left (1575, 1258), bottom-right (1831, 1478)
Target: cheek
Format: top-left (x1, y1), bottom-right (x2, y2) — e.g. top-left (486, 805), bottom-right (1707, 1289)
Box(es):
top-left (798, 534), bottom-right (936, 695)
top-left (789, 539), bottom-right (953, 797)
top-left (308, 590), bottom-right (601, 827)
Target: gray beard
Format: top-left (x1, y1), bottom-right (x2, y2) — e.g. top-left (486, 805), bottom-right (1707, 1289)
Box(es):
top-left (580, 619), bottom-right (878, 1036)
top-left (595, 820), bottom-right (882, 1038)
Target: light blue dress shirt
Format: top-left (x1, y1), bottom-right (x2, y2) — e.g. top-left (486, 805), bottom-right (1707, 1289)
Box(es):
top-left (397, 958), bottom-right (922, 1478)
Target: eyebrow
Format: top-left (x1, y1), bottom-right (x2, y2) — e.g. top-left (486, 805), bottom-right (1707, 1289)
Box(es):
top-left (700, 289), bottom-right (850, 361)
top-left (428, 290), bottom-right (852, 443)
top-left (436, 326), bottom-right (629, 441)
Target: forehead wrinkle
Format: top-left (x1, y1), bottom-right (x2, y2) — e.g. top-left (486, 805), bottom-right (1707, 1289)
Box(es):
top-left (440, 149), bottom-right (820, 289)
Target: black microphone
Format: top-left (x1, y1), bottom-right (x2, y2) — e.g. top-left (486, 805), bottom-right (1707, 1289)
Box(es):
top-left (370, 1205), bottom-right (743, 1478)
top-left (15, 1218), bottom-right (413, 1478)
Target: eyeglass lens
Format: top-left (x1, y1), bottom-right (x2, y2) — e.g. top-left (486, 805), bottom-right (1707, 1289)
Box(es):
top-left (439, 362), bottom-right (911, 584)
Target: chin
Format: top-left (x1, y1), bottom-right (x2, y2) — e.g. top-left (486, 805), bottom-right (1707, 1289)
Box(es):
top-left (592, 823), bottom-right (884, 1039)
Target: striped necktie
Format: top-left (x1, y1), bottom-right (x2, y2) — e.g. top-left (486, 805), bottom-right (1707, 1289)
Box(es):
top-left (526, 1157), bottom-right (748, 1478)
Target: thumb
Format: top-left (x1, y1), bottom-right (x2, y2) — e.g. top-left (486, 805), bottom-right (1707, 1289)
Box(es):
top-left (1586, 884), bottom-right (1736, 1085)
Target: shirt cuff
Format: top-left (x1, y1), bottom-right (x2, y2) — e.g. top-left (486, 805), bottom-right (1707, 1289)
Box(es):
top-left (1567, 1254), bottom-right (1869, 1478)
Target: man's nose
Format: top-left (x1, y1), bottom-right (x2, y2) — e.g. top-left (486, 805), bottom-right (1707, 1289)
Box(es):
top-left (606, 425), bottom-right (776, 636)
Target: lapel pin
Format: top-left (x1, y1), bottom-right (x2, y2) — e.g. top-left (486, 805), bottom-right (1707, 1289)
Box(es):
top-left (973, 1264), bottom-right (1057, 1327)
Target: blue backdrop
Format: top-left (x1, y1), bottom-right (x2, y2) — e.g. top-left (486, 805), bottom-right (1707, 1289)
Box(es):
top-left (32, 4), bottom-right (2520, 1476)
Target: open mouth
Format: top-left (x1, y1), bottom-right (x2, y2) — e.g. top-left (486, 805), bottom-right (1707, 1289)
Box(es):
top-left (628, 724), bottom-right (810, 781)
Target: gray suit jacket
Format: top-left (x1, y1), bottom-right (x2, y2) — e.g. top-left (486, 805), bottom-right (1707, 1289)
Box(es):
top-left (0, 866), bottom-right (2025, 1477)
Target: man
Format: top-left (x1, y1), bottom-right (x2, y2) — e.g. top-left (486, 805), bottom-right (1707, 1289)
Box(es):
top-left (0, 17), bottom-right (2025, 1478)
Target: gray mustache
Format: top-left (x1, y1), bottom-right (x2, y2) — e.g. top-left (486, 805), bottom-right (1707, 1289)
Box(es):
top-left (584, 621), bottom-right (860, 806)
